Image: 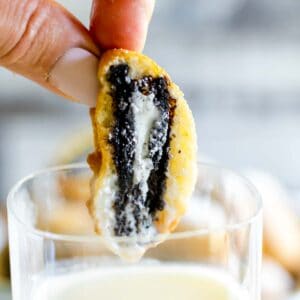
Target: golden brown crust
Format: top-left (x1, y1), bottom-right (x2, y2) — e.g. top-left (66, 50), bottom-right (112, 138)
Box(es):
top-left (156, 82), bottom-right (197, 233)
top-left (88, 49), bottom-right (197, 235)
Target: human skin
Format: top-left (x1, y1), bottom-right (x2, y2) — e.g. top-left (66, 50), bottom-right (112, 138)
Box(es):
top-left (0, 0), bottom-right (155, 106)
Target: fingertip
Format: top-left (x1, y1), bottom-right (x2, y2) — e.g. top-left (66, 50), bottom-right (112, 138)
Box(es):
top-left (90, 0), bottom-right (155, 51)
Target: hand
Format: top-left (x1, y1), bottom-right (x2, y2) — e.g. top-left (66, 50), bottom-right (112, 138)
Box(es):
top-left (0, 0), bottom-right (155, 106)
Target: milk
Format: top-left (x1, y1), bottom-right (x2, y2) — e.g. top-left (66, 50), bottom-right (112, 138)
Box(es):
top-left (33, 264), bottom-right (249, 300)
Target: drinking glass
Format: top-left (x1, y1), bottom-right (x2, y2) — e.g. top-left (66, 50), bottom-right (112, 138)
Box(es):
top-left (7, 163), bottom-right (262, 300)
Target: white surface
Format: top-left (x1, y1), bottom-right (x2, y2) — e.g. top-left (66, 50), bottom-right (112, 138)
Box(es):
top-left (262, 259), bottom-right (294, 300)
top-left (290, 292), bottom-right (300, 300)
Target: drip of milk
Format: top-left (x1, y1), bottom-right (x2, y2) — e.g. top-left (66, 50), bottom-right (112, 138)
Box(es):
top-left (33, 264), bottom-right (250, 300)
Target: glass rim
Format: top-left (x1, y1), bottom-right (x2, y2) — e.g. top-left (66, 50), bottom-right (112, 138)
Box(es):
top-left (7, 162), bottom-right (262, 243)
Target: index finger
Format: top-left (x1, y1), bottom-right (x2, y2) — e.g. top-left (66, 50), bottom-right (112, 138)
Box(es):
top-left (90, 0), bottom-right (155, 51)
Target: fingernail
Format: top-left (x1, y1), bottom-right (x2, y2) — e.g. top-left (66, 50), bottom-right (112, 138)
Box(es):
top-left (49, 48), bottom-right (99, 106)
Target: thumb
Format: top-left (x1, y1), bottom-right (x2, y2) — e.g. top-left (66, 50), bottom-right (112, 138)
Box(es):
top-left (90, 0), bottom-right (155, 51)
top-left (0, 0), bottom-right (100, 106)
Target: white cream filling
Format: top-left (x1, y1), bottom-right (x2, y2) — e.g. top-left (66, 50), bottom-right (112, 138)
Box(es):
top-left (131, 91), bottom-right (160, 237)
top-left (95, 174), bottom-right (141, 261)
top-left (95, 90), bottom-right (165, 260)
top-left (96, 174), bottom-right (118, 237)
top-left (131, 91), bottom-right (159, 198)
top-left (115, 90), bottom-right (160, 240)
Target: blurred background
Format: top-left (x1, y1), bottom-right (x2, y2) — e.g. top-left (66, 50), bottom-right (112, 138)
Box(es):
top-left (1, 0), bottom-right (300, 197)
top-left (1, 0), bottom-right (300, 299)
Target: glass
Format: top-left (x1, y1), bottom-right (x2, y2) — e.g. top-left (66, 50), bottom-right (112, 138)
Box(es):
top-left (7, 163), bottom-right (262, 300)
